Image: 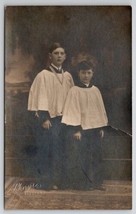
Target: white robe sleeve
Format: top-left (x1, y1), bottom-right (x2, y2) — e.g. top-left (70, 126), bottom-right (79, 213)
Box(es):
top-left (69, 73), bottom-right (75, 87)
top-left (95, 87), bottom-right (108, 124)
top-left (62, 87), bottom-right (81, 126)
top-left (27, 72), bottom-right (49, 111)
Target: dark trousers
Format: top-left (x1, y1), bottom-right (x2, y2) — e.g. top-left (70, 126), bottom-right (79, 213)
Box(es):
top-left (65, 127), bottom-right (104, 189)
top-left (49, 117), bottom-right (66, 186)
top-left (33, 116), bottom-right (66, 188)
top-left (81, 129), bottom-right (104, 187)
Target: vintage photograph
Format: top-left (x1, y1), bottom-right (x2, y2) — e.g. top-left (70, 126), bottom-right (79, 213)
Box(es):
top-left (4, 6), bottom-right (132, 209)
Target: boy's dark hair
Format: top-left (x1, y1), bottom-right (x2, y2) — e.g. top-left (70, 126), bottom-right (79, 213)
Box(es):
top-left (49, 42), bottom-right (65, 53)
top-left (76, 60), bottom-right (95, 72)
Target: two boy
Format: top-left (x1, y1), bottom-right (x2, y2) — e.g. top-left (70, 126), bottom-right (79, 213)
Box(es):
top-left (28, 43), bottom-right (108, 190)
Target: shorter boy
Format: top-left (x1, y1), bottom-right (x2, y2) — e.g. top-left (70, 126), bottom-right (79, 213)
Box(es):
top-left (62, 60), bottom-right (108, 190)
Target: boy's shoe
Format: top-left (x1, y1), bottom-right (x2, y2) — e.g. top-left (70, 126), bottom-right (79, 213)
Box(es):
top-left (34, 183), bottom-right (52, 190)
top-left (89, 186), bottom-right (95, 191)
top-left (52, 185), bottom-right (58, 190)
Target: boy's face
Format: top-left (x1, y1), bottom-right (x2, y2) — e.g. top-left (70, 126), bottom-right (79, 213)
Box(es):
top-left (78, 69), bottom-right (93, 84)
top-left (49, 47), bottom-right (66, 67)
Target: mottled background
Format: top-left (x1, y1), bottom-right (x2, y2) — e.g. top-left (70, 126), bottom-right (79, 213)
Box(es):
top-left (5, 6), bottom-right (132, 179)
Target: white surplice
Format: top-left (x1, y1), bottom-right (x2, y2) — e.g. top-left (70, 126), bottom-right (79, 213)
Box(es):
top-left (28, 69), bottom-right (74, 118)
top-left (62, 85), bottom-right (108, 130)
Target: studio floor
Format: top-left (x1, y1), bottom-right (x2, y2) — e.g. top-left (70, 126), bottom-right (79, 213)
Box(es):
top-left (4, 176), bottom-right (132, 210)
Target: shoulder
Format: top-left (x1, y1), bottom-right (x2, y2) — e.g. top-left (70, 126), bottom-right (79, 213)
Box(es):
top-left (39, 69), bottom-right (52, 75)
top-left (36, 69), bottom-right (53, 78)
top-left (32, 70), bottom-right (53, 85)
top-left (91, 85), bottom-right (103, 96)
top-left (92, 85), bottom-right (100, 91)
top-left (64, 71), bottom-right (73, 78)
top-left (68, 86), bottom-right (81, 94)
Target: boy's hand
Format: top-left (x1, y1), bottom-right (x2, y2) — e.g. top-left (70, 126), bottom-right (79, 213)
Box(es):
top-left (42, 120), bottom-right (52, 129)
top-left (73, 131), bottom-right (82, 141)
top-left (100, 129), bottom-right (104, 138)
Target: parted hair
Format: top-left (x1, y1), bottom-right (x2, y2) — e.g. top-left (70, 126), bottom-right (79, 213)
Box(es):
top-left (49, 42), bottom-right (65, 53)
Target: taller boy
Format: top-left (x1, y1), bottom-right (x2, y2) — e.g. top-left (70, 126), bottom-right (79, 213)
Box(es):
top-left (28, 42), bottom-right (74, 189)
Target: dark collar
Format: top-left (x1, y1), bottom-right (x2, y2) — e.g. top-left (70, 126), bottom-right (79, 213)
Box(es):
top-left (76, 81), bottom-right (93, 88)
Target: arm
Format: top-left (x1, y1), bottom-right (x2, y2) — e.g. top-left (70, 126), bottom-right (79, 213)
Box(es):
top-left (28, 71), bottom-right (49, 111)
top-left (62, 87), bottom-right (82, 139)
top-left (62, 87), bottom-right (81, 126)
top-left (36, 111), bottom-right (52, 129)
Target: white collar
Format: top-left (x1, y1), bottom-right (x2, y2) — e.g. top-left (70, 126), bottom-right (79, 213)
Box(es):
top-left (51, 63), bottom-right (62, 71)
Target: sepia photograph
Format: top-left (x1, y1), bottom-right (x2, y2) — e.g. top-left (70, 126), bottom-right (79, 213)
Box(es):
top-left (4, 6), bottom-right (132, 209)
